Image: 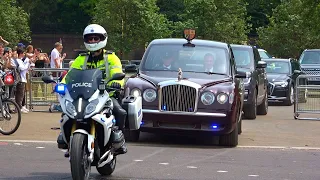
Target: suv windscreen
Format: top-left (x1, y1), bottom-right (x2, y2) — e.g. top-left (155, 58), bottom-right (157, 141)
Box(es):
top-left (266, 61), bottom-right (290, 74)
top-left (142, 44), bottom-right (230, 75)
top-left (258, 50), bottom-right (273, 59)
top-left (299, 51), bottom-right (320, 64)
top-left (232, 47), bottom-right (254, 69)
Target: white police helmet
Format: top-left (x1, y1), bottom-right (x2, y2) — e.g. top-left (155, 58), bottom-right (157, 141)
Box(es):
top-left (83, 24), bottom-right (108, 51)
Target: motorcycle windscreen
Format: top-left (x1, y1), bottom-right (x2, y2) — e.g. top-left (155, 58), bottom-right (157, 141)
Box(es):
top-left (64, 68), bottom-right (103, 100)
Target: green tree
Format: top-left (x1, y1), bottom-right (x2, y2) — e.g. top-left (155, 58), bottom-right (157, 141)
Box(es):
top-left (93, 0), bottom-right (171, 58)
top-left (171, 0), bottom-right (249, 43)
top-left (0, 0), bottom-right (30, 46)
top-left (257, 0), bottom-right (320, 58)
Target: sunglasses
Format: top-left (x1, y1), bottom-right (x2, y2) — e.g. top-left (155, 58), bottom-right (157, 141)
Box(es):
top-left (87, 36), bottom-right (100, 41)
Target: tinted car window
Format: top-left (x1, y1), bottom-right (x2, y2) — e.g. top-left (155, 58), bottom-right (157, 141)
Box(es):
top-left (299, 51), bottom-right (320, 64)
top-left (258, 50), bottom-right (272, 58)
top-left (266, 61), bottom-right (290, 74)
top-left (232, 48), bottom-right (254, 68)
top-left (142, 44), bottom-right (230, 75)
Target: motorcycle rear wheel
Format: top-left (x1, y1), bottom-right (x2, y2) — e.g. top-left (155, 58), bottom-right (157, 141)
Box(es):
top-left (70, 133), bottom-right (91, 180)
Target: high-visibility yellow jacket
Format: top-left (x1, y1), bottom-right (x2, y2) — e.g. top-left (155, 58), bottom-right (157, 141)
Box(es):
top-left (61, 50), bottom-right (124, 87)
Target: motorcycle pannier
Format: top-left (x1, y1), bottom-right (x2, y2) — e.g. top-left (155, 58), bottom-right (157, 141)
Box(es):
top-left (122, 95), bottom-right (143, 130)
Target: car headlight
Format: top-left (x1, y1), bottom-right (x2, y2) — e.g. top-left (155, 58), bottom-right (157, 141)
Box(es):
top-left (65, 100), bottom-right (77, 117)
top-left (85, 99), bottom-right (99, 115)
top-left (201, 92), bottom-right (215, 105)
top-left (243, 78), bottom-right (251, 85)
top-left (217, 93), bottom-right (228, 104)
top-left (274, 81), bottom-right (288, 87)
top-left (131, 88), bottom-right (141, 97)
top-left (143, 89), bottom-right (157, 102)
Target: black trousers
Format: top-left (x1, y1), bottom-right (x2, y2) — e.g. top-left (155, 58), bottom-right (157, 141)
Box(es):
top-left (111, 97), bottom-right (127, 131)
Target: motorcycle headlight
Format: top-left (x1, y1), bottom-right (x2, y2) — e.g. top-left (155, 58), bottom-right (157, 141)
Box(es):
top-left (274, 81), bottom-right (288, 87)
top-left (201, 92), bottom-right (215, 105)
top-left (85, 99), bottom-right (99, 115)
top-left (65, 100), bottom-right (77, 117)
top-left (143, 89), bottom-right (157, 102)
top-left (217, 93), bottom-right (228, 104)
top-left (131, 88), bottom-right (141, 97)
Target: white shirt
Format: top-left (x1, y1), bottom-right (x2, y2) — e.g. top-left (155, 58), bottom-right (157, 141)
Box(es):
top-left (50, 48), bottom-right (62, 68)
top-left (13, 57), bottom-right (30, 83)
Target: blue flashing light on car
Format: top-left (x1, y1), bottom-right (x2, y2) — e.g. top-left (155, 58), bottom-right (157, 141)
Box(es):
top-left (211, 125), bottom-right (219, 129)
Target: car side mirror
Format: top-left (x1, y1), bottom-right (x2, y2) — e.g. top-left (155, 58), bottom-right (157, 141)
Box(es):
top-left (235, 70), bottom-right (247, 78)
top-left (42, 75), bottom-right (56, 84)
top-left (124, 64), bottom-right (138, 73)
top-left (257, 61), bottom-right (267, 68)
top-left (294, 70), bottom-right (302, 74)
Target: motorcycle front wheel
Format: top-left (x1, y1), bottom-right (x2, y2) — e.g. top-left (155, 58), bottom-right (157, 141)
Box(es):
top-left (70, 133), bottom-right (91, 180)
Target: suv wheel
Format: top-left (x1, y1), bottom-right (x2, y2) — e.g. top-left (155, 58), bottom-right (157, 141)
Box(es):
top-left (284, 86), bottom-right (294, 106)
top-left (243, 89), bottom-right (257, 120)
top-left (257, 90), bottom-right (268, 115)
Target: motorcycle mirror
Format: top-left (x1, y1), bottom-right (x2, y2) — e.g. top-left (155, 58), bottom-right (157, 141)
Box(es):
top-left (42, 75), bottom-right (56, 84)
top-left (109, 73), bottom-right (126, 82)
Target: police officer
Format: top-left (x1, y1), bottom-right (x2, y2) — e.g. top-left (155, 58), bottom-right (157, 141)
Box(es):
top-left (57, 24), bottom-right (127, 157)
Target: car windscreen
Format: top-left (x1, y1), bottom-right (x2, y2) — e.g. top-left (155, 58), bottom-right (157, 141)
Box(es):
top-left (64, 68), bottom-right (103, 100)
top-left (232, 48), bottom-right (254, 69)
top-left (141, 44), bottom-right (230, 75)
top-left (299, 51), bottom-right (320, 64)
top-left (266, 61), bottom-right (290, 74)
top-left (258, 50), bottom-right (272, 59)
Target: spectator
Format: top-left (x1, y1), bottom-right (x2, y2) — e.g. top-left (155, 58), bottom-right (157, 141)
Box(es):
top-left (50, 42), bottom-right (66, 73)
top-left (32, 48), bottom-right (50, 98)
top-left (0, 36), bottom-right (9, 46)
top-left (25, 45), bottom-right (35, 64)
top-left (14, 48), bottom-right (30, 113)
top-left (17, 43), bottom-right (25, 50)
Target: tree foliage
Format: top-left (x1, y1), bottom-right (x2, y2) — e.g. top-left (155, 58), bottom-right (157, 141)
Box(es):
top-left (170, 0), bottom-right (249, 44)
top-left (257, 0), bottom-right (320, 58)
top-left (93, 0), bottom-right (171, 57)
top-left (0, 0), bottom-right (30, 46)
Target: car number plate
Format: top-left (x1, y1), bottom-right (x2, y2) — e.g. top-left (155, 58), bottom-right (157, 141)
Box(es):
top-left (308, 77), bottom-right (320, 81)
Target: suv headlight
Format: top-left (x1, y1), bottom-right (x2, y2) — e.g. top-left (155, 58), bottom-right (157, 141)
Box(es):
top-left (143, 89), bottom-right (157, 102)
top-left (201, 92), bottom-right (215, 105)
top-left (85, 99), bottom-right (99, 115)
top-left (217, 93), bottom-right (228, 104)
top-left (131, 88), bottom-right (141, 97)
top-left (274, 81), bottom-right (288, 87)
top-left (243, 78), bottom-right (251, 85)
top-left (65, 100), bottom-right (77, 117)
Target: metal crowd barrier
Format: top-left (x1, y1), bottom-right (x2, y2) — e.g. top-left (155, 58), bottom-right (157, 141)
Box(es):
top-left (294, 74), bottom-right (320, 120)
top-left (28, 68), bottom-right (68, 112)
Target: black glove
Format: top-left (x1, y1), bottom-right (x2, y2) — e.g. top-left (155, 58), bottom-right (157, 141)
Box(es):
top-left (110, 82), bottom-right (121, 89)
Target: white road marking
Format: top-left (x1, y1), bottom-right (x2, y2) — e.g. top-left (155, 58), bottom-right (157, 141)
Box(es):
top-left (217, 170), bottom-right (228, 173)
top-left (159, 163), bottom-right (169, 165)
top-left (248, 175), bottom-right (259, 177)
top-left (134, 160), bottom-right (143, 162)
top-left (13, 143), bottom-right (23, 146)
top-left (187, 166), bottom-right (197, 169)
top-left (36, 147), bottom-right (45, 149)
top-left (2, 140), bottom-right (320, 150)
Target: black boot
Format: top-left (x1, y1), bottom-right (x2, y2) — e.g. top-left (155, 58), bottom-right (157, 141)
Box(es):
top-left (57, 132), bottom-right (68, 149)
top-left (111, 129), bottom-right (127, 155)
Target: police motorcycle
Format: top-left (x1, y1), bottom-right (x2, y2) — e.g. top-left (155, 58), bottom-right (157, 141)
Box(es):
top-left (42, 68), bottom-right (143, 180)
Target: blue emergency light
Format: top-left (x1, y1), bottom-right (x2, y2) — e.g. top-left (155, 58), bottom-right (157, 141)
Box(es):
top-left (55, 84), bottom-right (66, 95)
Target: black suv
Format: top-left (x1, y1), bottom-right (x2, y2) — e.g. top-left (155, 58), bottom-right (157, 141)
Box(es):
top-left (231, 44), bottom-right (268, 119)
top-left (299, 49), bottom-right (320, 85)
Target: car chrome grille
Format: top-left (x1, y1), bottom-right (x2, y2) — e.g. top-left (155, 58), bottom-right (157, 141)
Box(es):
top-left (301, 68), bottom-right (320, 76)
top-left (159, 85), bottom-right (197, 112)
top-left (268, 82), bottom-right (275, 95)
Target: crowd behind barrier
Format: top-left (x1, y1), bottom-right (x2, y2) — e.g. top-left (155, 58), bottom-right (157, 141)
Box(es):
top-left (26, 59), bottom-right (140, 112)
